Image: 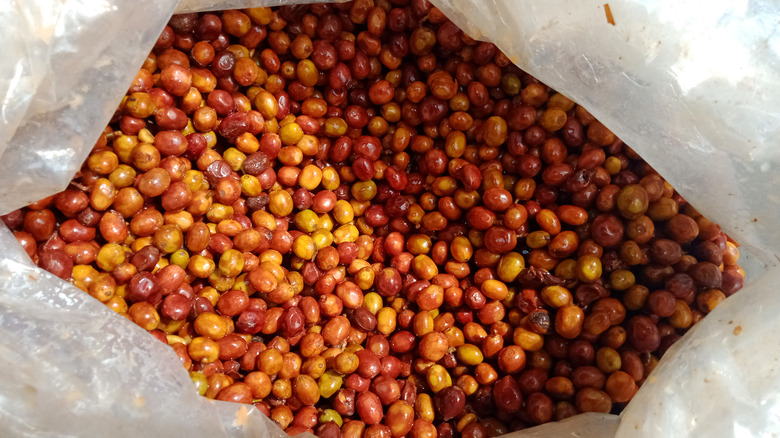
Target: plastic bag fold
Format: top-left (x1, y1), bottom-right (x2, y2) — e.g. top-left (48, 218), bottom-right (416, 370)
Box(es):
top-left (0, 0), bottom-right (178, 213)
top-left (1, 0), bottom-right (780, 437)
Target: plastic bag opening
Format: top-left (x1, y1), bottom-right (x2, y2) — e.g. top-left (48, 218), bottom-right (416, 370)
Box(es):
top-left (2, 0), bottom-right (780, 437)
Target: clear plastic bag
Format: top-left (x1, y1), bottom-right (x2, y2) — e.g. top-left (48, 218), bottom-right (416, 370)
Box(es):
top-left (1, 0), bottom-right (778, 437)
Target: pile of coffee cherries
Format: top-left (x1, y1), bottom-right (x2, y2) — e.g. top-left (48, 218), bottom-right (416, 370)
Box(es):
top-left (2, 2), bottom-right (745, 437)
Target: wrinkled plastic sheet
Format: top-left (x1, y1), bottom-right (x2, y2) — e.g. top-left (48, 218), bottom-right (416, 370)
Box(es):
top-left (0, 0), bottom-right (178, 211)
top-left (1, 0), bottom-right (779, 437)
